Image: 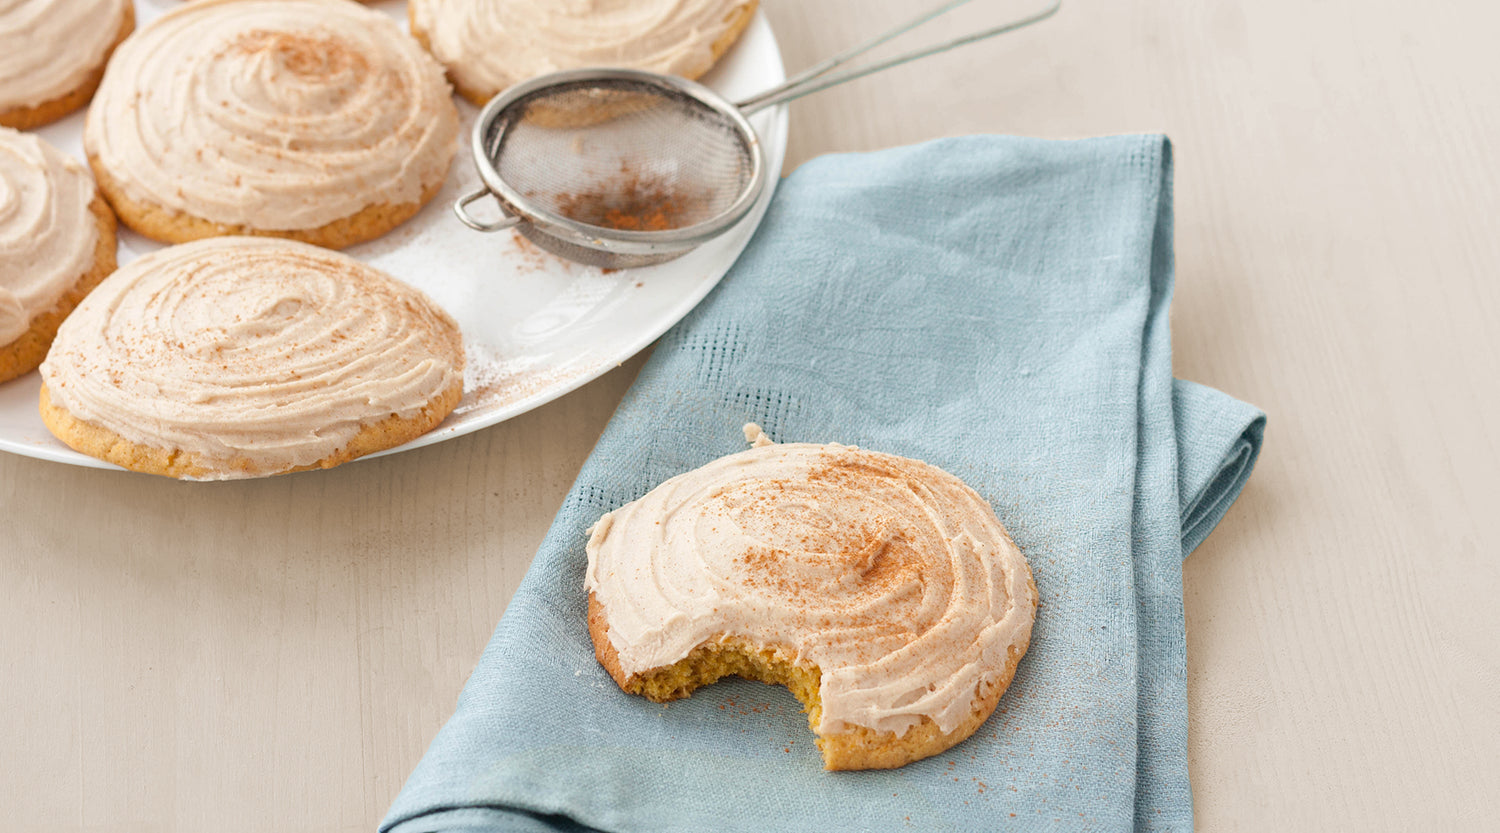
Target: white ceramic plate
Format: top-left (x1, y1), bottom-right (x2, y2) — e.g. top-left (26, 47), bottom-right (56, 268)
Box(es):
top-left (0, 0), bottom-right (788, 471)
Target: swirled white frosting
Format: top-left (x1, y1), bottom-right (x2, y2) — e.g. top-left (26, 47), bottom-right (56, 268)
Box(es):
top-left (0, 128), bottom-right (99, 346)
top-left (40, 237), bottom-right (465, 479)
top-left (0, 0), bottom-right (128, 111)
top-left (411, 0), bottom-right (757, 100)
top-left (84, 0), bottom-right (458, 231)
top-left (586, 426), bottom-right (1036, 736)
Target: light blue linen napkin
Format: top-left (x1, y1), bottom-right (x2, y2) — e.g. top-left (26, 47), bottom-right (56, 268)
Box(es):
top-left (382, 134), bottom-right (1265, 833)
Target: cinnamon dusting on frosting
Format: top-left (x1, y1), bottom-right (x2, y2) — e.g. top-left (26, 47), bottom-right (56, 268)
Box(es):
top-left (585, 434), bottom-right (1035, 736)
top-left (85, 0), bottom-right (457, 231)
top-left (230, 30), bottom-right (369, 80)
top-left (39, 237), bottom-right (464, 479)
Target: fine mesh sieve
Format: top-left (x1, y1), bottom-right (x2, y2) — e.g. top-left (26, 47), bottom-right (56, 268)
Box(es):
top-left (459, 71), bottom-right (766, 269)
top-left (456, 0), bottom-right (1062, 269)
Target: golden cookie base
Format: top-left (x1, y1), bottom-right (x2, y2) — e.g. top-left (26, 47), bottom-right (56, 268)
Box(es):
top-left (588, 581), bottom-right (1035, 770)
top-left (88, 155), bottom-right (447, 251)
top-left (39, 378), bottom-right (464, 480)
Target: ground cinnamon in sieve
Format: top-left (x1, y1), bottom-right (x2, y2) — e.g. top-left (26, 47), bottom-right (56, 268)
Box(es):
top-left (552, 170), bottom-right (698, 232)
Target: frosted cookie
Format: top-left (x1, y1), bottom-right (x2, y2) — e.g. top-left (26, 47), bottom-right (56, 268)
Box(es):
top-left (409, 0), bottom-right (759, 106)
top-left (0, 0), bottom-right (134, 129)
top-left (0, 128), bottom-right (116, 383)
top-left (84, 0), bottom-right (459, 249)
top-left (39, 237), bottom-right (465, 480)
top-left (586, 424), bottom-right (1037, 770)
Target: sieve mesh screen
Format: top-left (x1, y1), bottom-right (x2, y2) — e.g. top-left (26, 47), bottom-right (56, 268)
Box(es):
top-left (487, 79), bottom-right (755, 234)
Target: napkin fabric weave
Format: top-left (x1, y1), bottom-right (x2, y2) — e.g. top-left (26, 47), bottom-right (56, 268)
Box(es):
top-left (383, 134), bottom-right (1266, 833)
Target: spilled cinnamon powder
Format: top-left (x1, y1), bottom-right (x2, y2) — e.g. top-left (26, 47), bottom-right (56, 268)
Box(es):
top-left (231, 30), bottom-right (367, 78)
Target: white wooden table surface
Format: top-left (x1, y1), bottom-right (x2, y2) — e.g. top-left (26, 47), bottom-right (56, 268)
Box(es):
top-left (4, 1), bottom-right (1498, 830)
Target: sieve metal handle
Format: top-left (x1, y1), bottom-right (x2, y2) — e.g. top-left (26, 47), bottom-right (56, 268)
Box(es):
top-left (736, 0), bottom-right (1060, 115)
top-left (454, 187), bottom-right (523, 233)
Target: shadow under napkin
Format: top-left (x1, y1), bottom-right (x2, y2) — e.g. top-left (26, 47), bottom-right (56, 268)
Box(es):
top-left (382, 135), bottom-right (1265, 833)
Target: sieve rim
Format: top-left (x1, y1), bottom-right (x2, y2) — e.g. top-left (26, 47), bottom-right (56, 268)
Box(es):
top-left (469, 68), bottom-right (767, 257)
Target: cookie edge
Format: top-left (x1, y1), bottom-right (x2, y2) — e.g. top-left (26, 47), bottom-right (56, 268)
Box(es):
top-left (89, 155), bottom-right (450, 250)
top-left (40, 377), bottom-right (464, 479)
top-left (587, 573), bottom-right (1038, 771)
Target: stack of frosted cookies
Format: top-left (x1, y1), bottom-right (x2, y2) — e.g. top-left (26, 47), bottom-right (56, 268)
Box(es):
top-left (21, 0), bottom-right (470, 478)
top-left (10, 0), bottom-right (768, 478)
top-left (1, 0), bottom-right (129, 380)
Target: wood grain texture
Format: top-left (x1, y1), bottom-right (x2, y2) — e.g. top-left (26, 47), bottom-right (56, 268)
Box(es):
top-left (3, 0), bottom-right (1498, 830)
